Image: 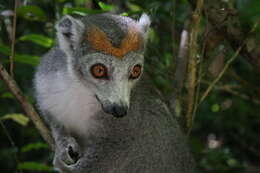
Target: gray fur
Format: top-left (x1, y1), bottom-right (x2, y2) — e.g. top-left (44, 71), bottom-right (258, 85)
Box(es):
top-left (34, 13), bottom-right (195, 173)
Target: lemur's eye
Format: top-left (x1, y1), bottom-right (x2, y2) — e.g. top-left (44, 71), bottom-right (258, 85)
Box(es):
top-left (129, 64), bottom-right (142, 79)
top-left (91, 63), bottom-right (108, 79)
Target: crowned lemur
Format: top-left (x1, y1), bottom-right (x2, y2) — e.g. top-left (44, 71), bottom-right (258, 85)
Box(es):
top-left (34, 13), bottom-right (195, 173)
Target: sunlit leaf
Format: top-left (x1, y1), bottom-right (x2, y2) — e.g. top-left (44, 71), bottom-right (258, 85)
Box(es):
top-left (120, 12), bottom-right (129, 16)
top-left (21, 142), bottom-right (48, 153)
top-left (18, 162), bottom-right (53, 172)
top-left (98, 2), bottom-right (114, 11)
top-left (18, 34), bottom-right (53, 48)
top-left (17, 5), bottom-right (47, 21)
top-left (211, 104), bottom-right (220, 112)
top-left (0, 114), bottom-right (29, 126)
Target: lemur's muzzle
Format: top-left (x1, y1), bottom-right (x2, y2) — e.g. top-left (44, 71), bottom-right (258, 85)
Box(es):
top-left (103, 104), bottom-right (128, 118)
top-left (95, 95), bottom-right (129, 118)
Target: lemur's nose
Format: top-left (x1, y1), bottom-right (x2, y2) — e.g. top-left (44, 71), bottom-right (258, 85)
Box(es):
top-left (104, 105), bottom-right (128, 118)
top-left (112, 105), bottom-right (128, 118)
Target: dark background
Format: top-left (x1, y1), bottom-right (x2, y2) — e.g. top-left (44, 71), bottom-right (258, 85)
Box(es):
top-left (0, 0), bottom-right (260, 172)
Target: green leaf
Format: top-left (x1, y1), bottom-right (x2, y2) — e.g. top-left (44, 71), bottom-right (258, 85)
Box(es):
top-left (18, 34), bottom-right (53, 48)
top-left (120, 12), bottom-right (129, 16)
top-left (62, 7), bottom-right (103, 15)
top-left (0, 114), bottom-right (29, 126)
top-left (149, 28), bottom-right (159, 43)
top-left (1, 92), bottom-right (14, 99)
top-left (211, 104), bottom-right (220, 112)
top-left (0, 42), bottom-right (11, 55)
top-left (238, 0), bottom-right (260, 24)
top-left (15, 54), bottom-right (39, 66)
top-left (21, 142), bottom-right (48, 153)
top-left (0, 42), bottom-right (39, 66)
top-left (18, 162), bottom-right (53, 172)
top-left (98, 2), bottom-right (114, 11)
top-left (127, 2), bottom-right (142, 12)
top-left (17, 5), bottom-right (47, 21)
top-left (75, 0), bottom-right (91, 5)
top-left (226, 158), bottom-right (239, 167)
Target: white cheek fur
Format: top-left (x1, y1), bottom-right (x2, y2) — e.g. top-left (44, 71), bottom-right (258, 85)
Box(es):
top-left (36, 71), bottom-right (101, 135)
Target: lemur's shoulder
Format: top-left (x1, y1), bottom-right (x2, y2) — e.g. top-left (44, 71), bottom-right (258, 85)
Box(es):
top-left (36, 47), bottom-right (68, 76)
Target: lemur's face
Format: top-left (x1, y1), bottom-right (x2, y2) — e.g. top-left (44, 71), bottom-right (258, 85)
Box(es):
top-left (78, 52), bottom-right (144, 118)
top-left (55, 14), bottom-right (150, 117)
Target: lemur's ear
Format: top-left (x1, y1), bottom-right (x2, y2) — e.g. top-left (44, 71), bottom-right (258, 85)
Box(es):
top-left (138, 13), bottom-right (151, 34)
top-left (55, 15), bottom-right (84, 55)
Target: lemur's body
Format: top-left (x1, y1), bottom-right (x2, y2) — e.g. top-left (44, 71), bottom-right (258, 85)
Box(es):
top-left (35, 14), bottom-right (195, 173)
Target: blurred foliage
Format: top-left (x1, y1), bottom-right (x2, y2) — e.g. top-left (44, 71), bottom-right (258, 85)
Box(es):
top-left (0, 0), bottom-right (259, 173)
top-left (0, 113), bottom-right (29, 126)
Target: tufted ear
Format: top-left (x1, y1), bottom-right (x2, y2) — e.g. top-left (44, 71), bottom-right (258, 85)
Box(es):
top-left (55, 15), bottom-right (84, 55)
top-left (138, 13), bottom-right (151, 34)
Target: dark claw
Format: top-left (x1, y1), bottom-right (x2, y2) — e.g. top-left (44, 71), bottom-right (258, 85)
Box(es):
top-left (68, 146), bottom-right (79, 163)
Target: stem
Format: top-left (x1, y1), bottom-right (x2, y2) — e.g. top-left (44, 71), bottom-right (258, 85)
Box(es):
top-left (0, 62), bottom-right (54, 149)
top-left (9, 0), bottom-right (18, 77)
top-left (186, 0), bottom-right (204, 132)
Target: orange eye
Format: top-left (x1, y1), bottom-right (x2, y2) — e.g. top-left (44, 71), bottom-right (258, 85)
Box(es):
top-left (130, 64), bottom-right (142, 79)
top-left (90, 63), bottom-right (108, 79)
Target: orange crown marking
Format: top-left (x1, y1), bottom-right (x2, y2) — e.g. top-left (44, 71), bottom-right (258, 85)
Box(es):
top-left (87, 26), bottom-right (143, 58)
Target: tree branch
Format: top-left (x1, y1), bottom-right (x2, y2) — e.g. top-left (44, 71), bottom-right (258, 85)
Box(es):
top-left (189, 0), bottom-right (260, 70)
top-left (201, 80), bottom-right (260, 105)
top-left (0, 62), bottom-right (54, 149)
top-left (199, 19), bottom-right (260, 104)
top-left (186, 0), bottom-right (204, 132)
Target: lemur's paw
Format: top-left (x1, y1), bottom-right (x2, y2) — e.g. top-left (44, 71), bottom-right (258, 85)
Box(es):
top-left (67, 143), bottom-right (80, 163)
top-left (55, 137), bottom-right (81, 165)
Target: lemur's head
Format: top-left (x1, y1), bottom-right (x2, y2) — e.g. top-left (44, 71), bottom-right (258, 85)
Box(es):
top-left (55, 14), bottom-right (150, 118)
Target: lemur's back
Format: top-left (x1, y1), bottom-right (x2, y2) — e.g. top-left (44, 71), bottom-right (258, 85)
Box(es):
top-left (34, 13), bottom-right (195, 173)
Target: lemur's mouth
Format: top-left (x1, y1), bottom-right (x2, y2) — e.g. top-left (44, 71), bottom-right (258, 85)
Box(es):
top-left (95, 95), bottom-right (128, 118)
top-left (94, 94), bottom-right (105, 111)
